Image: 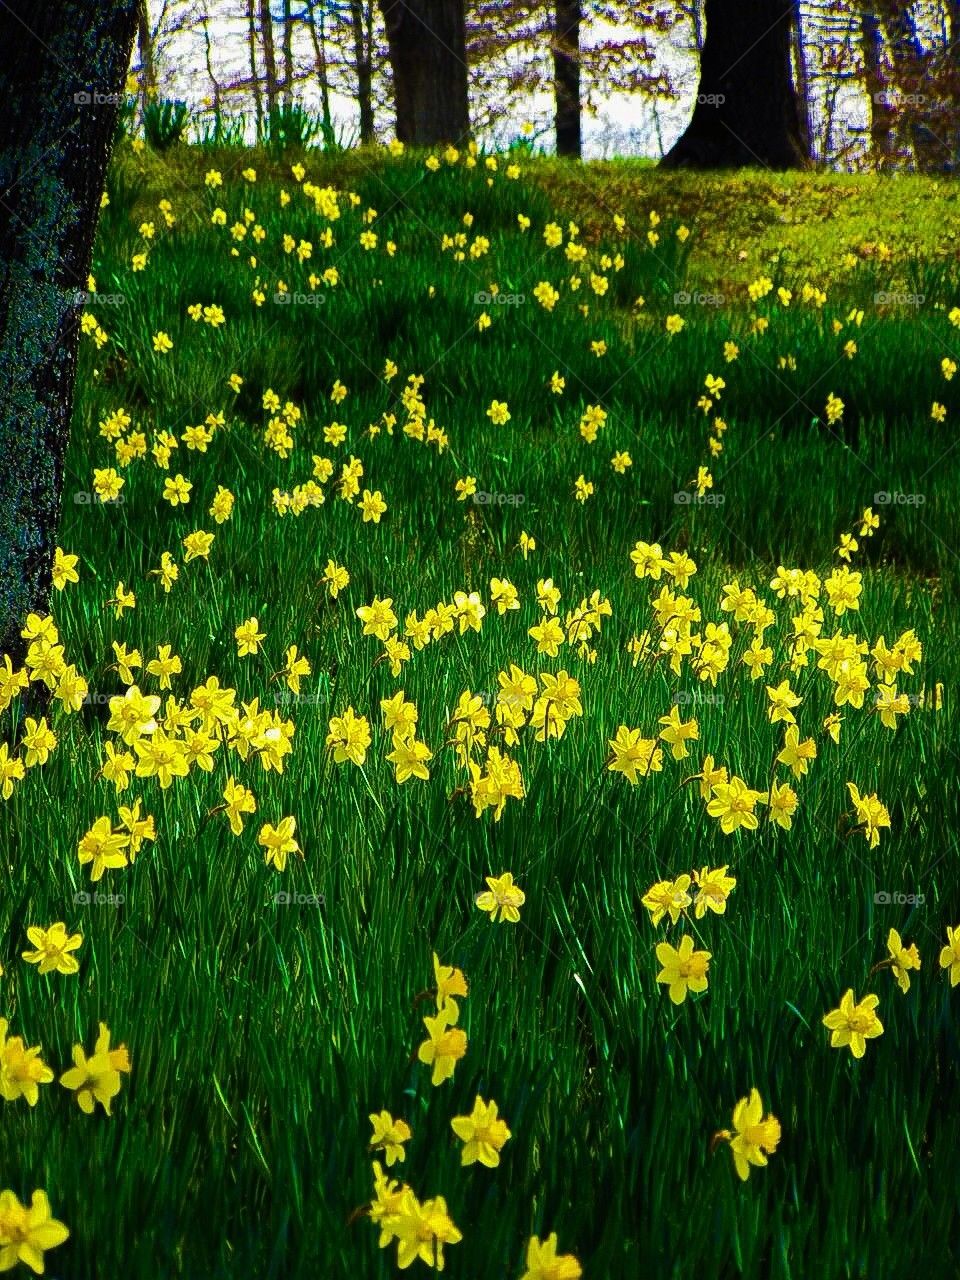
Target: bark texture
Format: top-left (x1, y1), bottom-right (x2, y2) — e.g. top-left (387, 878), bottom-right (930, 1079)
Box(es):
top-left (554, 0), bottom-right (582, 158)
top-left (0, 0), bottom-right (138, 660)
top-left (380, 0), bottom-right (471, 144)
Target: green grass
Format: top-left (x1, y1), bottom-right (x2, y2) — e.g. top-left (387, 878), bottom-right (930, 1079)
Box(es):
top-left (2, 141), bottom-right (960, 1279)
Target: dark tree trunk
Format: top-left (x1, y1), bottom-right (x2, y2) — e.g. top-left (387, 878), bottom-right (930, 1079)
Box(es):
top-left (363, 0), bottom-right (378, 138)
top-left (282, 0), bottom-right (295, 108)
top-left (661, 0), bottom-right (808, 169)
top-left (860, 8), bottom-right (898, 165)
top-left (137, 0), bottom-right (157, 105)
top-left (304, 0), bottom-right (335, 146)
top-left (0, 0), bottom-right (138, 663)
top-left (259, 0), bottom-right (280, 117)
top-left (379, 0), bottom-right (470, 144)
top-left (792, 0), bottom-right (815, 159)
top-left (202, 13), bottom-right (224, 122)
top-left (554, 0), bottom-right (581, 158)
top-left (351, 0), bottom-right (376, 143)
top-left (947, 2), bottom-right (960, 166)
top-left (248, 0), bottom-right (264, 140)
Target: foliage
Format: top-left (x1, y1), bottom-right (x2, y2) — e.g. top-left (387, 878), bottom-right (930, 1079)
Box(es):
top-left (143, 98), bottom-right (191, 151)
top-left (265, 103), bottom-right (325, 152)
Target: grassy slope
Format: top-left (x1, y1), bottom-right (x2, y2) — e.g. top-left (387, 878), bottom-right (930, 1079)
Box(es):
top-left (1, 143), bottom-right (959, 1279)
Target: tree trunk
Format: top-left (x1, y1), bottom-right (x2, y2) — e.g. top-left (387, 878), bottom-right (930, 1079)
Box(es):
top-left (202, 12), bottom-right (223, 122)
top-left (877, 1), bottom-right (942, 169)
top-left (860, 8), bottom-right (897, 166)
top-left (282, 0), bottom-right (294, 108)
top-left (661, 0), bottom-right (808, 169)
top-left (554, 0), bottom-right (581, 158)
top-left (351, 0), bottom-right (376, 143)
top-left (247, 0), bottom-right (264, 141)
top-left (792, 0), bottom-right (815, 160)
top-left (304, 0), bottom-right (335, 146)
top-left (0, 1), bottom-right (137, 663)
top-left (259, 0), bottom-right (280, 117)
top-left (364, 0), bottom-right (378, 135)
top-left (946, 1), bottom-right (960, 167)
top-left (137, 0), bottom-right (157, 108)
top-left (379, 0), bottom-right (470, 144)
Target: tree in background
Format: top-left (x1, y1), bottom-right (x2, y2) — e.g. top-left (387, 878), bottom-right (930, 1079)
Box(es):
top-left (137, 0), bottom-right (158, 109)
top-left (661, 0), bottom-right (810, 167)
top-left (302, 0), bottom-right (336, 143)
top-left (348, 0), bottom-right (378, 142)
top-left (870, 0), bottom-right (960, 170)
top-left (247, 0), bottom-right (264, 135)
top-left (379, 0), bottom-right (471, 143)
top-left (282, 0), bottom-right (295, 106)
top-left (860, 2), bottom-right (899, 163)
top-left (0, 0), bottom-right (138, 661)
top-left (116, 0), bottom-right (960, 170)
top-left (125, 0), bottom-right (674, 156)
top-left (796, 0), bottom-right (960, 172)
top-left (258, 0), bottom-right (281, 116)
top-left (554, 0), bottom-right (582, 156)
top-left (581, 2), bottom-right (676, 151)
top-left (466, 0), bottom-right (672, 153)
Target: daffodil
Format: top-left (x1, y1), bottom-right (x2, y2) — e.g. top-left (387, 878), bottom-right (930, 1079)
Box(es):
top-left (369, 1111), bottom-right (412, 1166)
top-left (0, 1189), bottom-right (70, 1274)
top-left (655, 935), bottom-right (711, 1004)
top-left (21, 924), bottom-right (83, 975)
top-left (59, 1023), bottom-right (131, 1114)
top-left (450, 1096), bottom-right (511, 1167)
top-left (417, 1003), bottom-right (467, 1086)
top-left (475, 872), bottom-right (525, 923)
top-left (823, 989), bottom-right (883, 1057)
top-left (718, 1088), bottom-right (781, 1180)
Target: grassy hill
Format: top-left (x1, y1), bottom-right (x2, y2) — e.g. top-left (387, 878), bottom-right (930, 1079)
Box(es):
top-left (1, 141), bottom-right (959, 1279)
